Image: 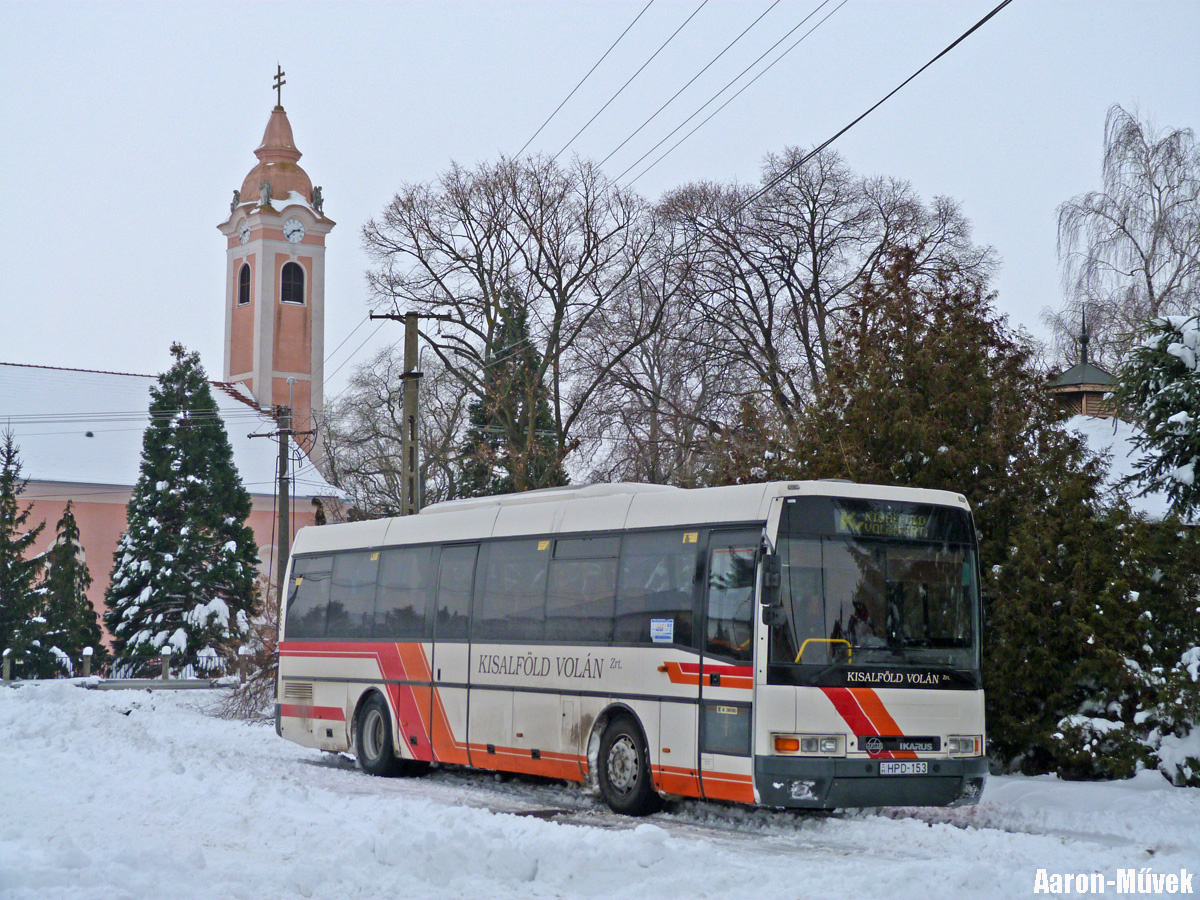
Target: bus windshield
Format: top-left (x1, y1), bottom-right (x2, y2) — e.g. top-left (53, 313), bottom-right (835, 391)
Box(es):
top-left (770, 497), bottom-right (980, 671)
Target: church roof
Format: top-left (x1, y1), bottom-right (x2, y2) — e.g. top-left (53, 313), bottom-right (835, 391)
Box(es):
top-left (238, 105), bottom-right (315, 211)
top-left (0, 362), bottom-right (337, 499)
top-left (1051, 361), bottom-right (1116, 388)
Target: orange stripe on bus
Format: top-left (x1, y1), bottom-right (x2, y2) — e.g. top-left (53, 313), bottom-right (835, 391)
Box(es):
top-left (848, 688), bottom-right (919, 760)
top-left (700, 773), bottom-right (755, 804)
top-left (663, 661), bottom-right (753, 689)
top-left (652, 765), bottom-right (702, 798)
top-left (465, 744), bottom-right (585, 782)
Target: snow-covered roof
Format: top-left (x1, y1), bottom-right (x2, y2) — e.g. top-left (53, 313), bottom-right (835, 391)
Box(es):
top-left (234, 190), bottom-right (323, 218)
top-left (1067, 415), bottom-right (1170, 519)
top-left (0, 362), bottom-right (336, 499)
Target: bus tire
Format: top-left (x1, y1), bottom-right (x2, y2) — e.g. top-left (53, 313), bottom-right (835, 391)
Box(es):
top-left (355, 693), bottom-right (402, 777)
top-left (597, 714), bottom-right (662, 817)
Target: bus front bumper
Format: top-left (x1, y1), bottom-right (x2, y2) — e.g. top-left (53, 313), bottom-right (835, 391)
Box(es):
top-left (754, 755), bottom-right (989, 809)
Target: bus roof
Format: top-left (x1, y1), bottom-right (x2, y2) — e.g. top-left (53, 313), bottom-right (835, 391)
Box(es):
top-left (290, 481), bottom-right (971, 557)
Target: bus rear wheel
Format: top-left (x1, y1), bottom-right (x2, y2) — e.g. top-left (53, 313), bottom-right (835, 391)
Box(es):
top-left (355, 693), bottom-right (403, 777)
top-left (597, 714), bottom-right (662, 816)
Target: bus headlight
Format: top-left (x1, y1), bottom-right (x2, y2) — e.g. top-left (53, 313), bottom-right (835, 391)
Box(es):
top-left (947, 735), bottom-right (982, 757)
top-left (773, 734), bottom-right (845, 757)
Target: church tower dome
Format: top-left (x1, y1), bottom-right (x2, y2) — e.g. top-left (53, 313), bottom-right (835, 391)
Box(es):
top-left (218, 68), bottom-right (333, 461)
top-left (238, 105), bottom-right (314, 208)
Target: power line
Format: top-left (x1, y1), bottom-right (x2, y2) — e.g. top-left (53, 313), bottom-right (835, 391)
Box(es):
top-left (614, 0), bottom-right (840, 184)
top-left (734, 0), bottom-right (1015, 213)
top-left (516, 0), bottom-right (657, 158)
top-left (552, 0), bottom-right (712, 162)
top-left (316, 314), bottom-right (371, 384)
top-left (0, 410), bottom-right (267, 425)
top-left (598, 0), bottom-right (782, 168)
top-left (323, 321), bottom-right (387, 387)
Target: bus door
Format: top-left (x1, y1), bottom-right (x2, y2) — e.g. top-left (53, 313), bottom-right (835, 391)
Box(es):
top-left (698, 528), bottom-right (760, 804)
top-left (428, 543), bottom-right (477, 767)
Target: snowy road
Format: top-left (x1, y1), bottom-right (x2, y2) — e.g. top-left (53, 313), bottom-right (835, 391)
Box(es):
top-left (2, 682), bottom-right (1197, 899)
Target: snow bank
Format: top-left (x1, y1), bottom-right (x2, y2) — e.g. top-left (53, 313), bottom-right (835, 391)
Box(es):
top-left (1, 683), bottom-right (1198, 899)
top-left (1067, 415), bottom-right (1172, 518)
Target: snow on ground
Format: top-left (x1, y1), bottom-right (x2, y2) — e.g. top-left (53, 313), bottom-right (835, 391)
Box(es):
top-left (2, 683), bottom-right (1198, 900)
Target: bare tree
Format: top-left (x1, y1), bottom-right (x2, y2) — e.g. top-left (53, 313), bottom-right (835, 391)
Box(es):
top-left (362, 156), bottom-right (674, 481)
top-left (319, 348), bottom-right (470, 515)
top-left (660, 148), bottom-right (992, 435)
top-left (1049, 105), bottom-right (1200, 369)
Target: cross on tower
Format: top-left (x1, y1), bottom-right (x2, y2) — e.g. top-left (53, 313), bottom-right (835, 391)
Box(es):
top-left (273, 64), bottom-right (286, 107)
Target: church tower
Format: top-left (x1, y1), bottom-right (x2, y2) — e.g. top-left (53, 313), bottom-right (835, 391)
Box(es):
top-left (218, 70), bottom-right (333, 456)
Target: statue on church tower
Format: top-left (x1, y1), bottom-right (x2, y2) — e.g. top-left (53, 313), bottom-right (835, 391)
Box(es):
top-left (215, 70), bottom-right (335, 462)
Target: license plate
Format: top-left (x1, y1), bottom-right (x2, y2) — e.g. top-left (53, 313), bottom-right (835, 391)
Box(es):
top-left (879, 761), bottom-right (928, 776)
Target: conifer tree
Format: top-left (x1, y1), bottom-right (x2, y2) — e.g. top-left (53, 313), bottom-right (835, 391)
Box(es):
top-left (457, 298), bottom-right (567, 497)
top-left (788, 248), bottom-right (1163, 774)
top-left (791, 245), bottom-right (1096, 568)
top-left (0, 432), bottom-right (45, 673)
top-left (32, 502), bottom-right (107, 675)
top-left (1112, 315), bottom-right (1200, 517)
top-left (104, 344), bottom-right (259, 675)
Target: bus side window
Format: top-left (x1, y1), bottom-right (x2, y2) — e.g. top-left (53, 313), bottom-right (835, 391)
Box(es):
top-left (475, 539), bottom-right (549, 642)
top-left (374, 546), bottom-right (435, 641)
top-left (435, 544), bottom-right (477, 640)
top-left (285, 555), bottom-right (333, 640)
top-left (614, 530), bottom-right (699, 646)
top-left (547, 556), bottom-right (617, 643)
top-left (327, 551), bottom-right (379, 640)
top-left (705, 534), bottom-right (757, 662)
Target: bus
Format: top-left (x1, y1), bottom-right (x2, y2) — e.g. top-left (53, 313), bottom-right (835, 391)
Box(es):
top-left (276, 480), bottom-right (987, 815)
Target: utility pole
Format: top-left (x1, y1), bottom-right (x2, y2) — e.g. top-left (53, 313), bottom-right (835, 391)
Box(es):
top-left (401, 312), bottom-right (421, 515)
top-left (370, 310), bottom-right (425, 515)
top-left (249, 379), bottom-right (312, 605)
top-left (276, 401), bottom-right (292, 602)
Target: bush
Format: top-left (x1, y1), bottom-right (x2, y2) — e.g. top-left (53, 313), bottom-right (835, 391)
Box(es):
top-left (1143, 647), bottom-right (1200, 786)
top-left (1050, 716), bottom-right (1147, 780)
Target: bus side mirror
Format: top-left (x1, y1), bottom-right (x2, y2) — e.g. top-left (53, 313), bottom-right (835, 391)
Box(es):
top-left (761, 553), bottom-right (782, 608)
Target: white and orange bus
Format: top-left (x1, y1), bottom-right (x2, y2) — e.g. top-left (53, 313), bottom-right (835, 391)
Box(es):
top-left (276, 480), bottom-right (987, 814)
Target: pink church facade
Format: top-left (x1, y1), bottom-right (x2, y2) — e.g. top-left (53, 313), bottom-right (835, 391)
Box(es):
top-left (4, 364), bottom-right (335, 651)
top-left (2, 96), bottom-right (339, 654)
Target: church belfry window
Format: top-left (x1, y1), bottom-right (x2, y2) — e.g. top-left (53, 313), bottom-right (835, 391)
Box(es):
top-left (237, 263), bottom-right (251, 306)
top-left (281, 262), bottom-right (305, 305)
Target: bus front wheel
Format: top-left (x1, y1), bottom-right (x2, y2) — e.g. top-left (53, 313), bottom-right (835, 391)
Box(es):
top-left (597, 714), bottom-right (662, 816)
top-left (355, 693), bottom-right (403, 777)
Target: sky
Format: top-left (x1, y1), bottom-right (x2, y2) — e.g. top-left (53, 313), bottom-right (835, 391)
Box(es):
top-left (1, 0), bottom-right (1197, 406)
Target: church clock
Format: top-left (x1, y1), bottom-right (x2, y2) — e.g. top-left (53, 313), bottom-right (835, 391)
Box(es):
top-left (283, 218), bottom-right (306, 243)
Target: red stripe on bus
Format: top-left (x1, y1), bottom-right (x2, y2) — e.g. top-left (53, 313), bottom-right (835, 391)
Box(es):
top-left (280, 704), bottom-right (345, 721)
top-left (280, 641), bottom-right (439, 763)
top-left (820, 687), bottom-right (894, 759)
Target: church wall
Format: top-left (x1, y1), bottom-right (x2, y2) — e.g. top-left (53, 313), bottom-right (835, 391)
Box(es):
top-left (273, 257), bottom-right (313, 374)
top-left (229, 253), bottom-right (256, 377)
top-left (25, 486), bottom-right (319, 657)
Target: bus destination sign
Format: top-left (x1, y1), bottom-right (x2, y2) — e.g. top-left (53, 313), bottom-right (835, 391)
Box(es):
top-left (836, 509), bottom-right (931, 540)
